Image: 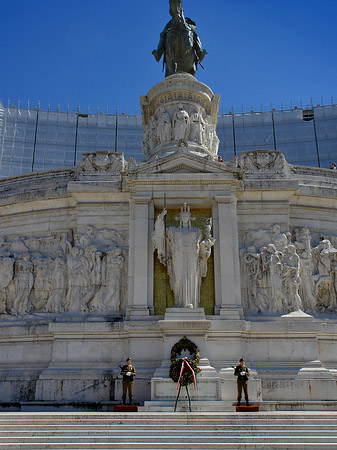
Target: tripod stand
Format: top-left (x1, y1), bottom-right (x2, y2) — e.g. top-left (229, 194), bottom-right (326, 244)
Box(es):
top-left (174, 383), bottom-right (192, 412)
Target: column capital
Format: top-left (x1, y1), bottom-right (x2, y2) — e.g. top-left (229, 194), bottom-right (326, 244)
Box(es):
top-left (215, 195), bottom-right (237, 204)
top-left (132, 194), bottom-right (153, 204)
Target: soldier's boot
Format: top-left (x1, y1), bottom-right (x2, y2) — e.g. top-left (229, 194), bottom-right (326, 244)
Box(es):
top-left (122, 397), bottom-right (126, 405)
top-left (245, 397), bottom-right (250, 406)
top-left (237, 398), bottom-right (241, 406)
top-left (129, 394), bottom-right (134, 405)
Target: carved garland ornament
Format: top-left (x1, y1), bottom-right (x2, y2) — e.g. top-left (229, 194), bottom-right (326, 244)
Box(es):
top-left (169, 336), bottom-right (201, 387)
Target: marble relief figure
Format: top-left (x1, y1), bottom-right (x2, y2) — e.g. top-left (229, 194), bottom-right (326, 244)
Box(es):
top-left (45, 251), bottom-right (66, 313)
top-left (141, 103), bottom-right (220, 157)
top-left (190, 108), bottom-right (206, 145)
top-left (173, 104), bottom-right (190, 142)
top-left (312, 239), bottom-right (337, 312)
top-left (157, 108), bottom-right (172, 144)
top-left (153, 204), bottom-right (215, 308)
top-left (12, 254), bottom-right (34, 316)
top-left (0, 226), bottom-right (126, 317)
top-left (294, 227), bottom-right (316, 312)
top-left (282, 245), bottom-right (302, 311)
top-left (241, 225), bottom-right (337, 316)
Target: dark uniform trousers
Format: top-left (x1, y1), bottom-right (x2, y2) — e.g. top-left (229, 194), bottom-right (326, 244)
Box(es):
top-left (121, 364), bottom-right (136, 404)
top-left (122, 378), bottom-right (134, 404)
top-left (237, 379), bottom-right (249, 402)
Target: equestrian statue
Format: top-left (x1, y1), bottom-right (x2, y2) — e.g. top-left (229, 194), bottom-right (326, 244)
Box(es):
top-left (152, 0), bottom-right (207, 78)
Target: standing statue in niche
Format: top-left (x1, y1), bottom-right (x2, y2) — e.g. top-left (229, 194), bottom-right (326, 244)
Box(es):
top-left (173, 104), bottom-right (190, 142)
top-left (190, 108), bottom-right (206, 145)
top-left (157, 108), bottom-right (172, 144)
top-left (152, 0), bottom-right (207, 77)
top-left (153, 204), bottom-right (215, 308)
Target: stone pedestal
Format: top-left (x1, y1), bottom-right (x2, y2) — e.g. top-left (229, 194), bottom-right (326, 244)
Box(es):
top-left (140, 73), bottom-right (221, 161)
top-left (142, 308), bottom-right (229, 411)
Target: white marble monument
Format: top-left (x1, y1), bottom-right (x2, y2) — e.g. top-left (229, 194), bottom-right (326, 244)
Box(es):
top-left (0, 75), bottom-right (337, 411)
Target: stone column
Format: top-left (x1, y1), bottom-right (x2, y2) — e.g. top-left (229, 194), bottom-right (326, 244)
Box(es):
top-left (126, 195), bottom-right (152, 319)
top-left (214, 195), bottom-right (243, 319)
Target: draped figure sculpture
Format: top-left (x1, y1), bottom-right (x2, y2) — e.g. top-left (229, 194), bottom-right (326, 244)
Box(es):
top-left (153, 0), bottom-right (207, 77)
top-left (153, 204), bottom-right (215, 308)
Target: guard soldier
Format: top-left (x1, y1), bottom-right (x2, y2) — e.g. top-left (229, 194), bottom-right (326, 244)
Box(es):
top-left (234, 358), bottom-right (250, 406)
top-left (120, 357), bottom-right (136, 405)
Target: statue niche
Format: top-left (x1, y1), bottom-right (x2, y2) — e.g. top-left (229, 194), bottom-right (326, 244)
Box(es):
top-left (152, 204), bottom-right (215, 309)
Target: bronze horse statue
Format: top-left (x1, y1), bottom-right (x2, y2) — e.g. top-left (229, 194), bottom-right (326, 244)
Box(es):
top-left (153, 0), bottom-right (207, 78)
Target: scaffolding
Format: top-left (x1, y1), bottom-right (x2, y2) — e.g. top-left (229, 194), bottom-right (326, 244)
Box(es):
top-left (0, 103), bottom-right (337, 179)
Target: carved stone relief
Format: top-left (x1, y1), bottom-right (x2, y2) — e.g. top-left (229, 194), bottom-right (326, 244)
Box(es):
top-left (142, 103), bottom-right (219, 158)
top-left (238, 150), bottom-right (291, 177)
top-left (76, 151), bottom-right (138, 179)
top-left (0, 226), bottom-right (127, 318)
top-left (78, 151), bottom-right (126, 175)
top-left (241, 225), bottom-right (337, 315)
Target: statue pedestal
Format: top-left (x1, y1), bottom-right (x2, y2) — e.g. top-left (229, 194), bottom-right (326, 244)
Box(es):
top-left (141, 308), bottom-right (230, 411)
top-left (140, 73), bottom-right (221, 161)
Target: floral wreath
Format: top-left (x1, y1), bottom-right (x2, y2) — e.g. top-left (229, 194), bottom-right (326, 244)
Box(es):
top-left (169, 336), bottom-right (201, 387)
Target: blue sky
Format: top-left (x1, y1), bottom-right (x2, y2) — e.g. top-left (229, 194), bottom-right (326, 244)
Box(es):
top-left (1, 0), bottom-right (337, 113)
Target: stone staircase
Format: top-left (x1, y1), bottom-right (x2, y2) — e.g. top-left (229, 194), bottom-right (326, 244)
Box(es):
top-left (0, 412), bottom-right (337, 449)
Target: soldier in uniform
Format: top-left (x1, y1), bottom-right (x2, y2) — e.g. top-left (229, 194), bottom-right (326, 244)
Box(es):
top-left (120, 357), bottom-right (136, 405)
top-left (234, 358), bottom-right (250, 406)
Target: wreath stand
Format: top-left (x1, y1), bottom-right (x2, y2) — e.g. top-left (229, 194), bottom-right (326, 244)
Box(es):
top-left (169, 336), bottom-right (201, 413)
top-left (174, 376), bottom-right (192, 412)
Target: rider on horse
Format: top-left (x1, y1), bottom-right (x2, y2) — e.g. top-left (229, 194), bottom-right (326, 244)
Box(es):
top-left (153, 0), bottom-right (207, 78)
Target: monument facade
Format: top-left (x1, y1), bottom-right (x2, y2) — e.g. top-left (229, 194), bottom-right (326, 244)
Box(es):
top-left (0, 1), bottom-right (337, 411)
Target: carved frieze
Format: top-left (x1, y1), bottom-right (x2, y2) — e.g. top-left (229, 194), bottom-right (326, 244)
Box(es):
top-left (142, 104), bottom-right (219, 159)
top-left (241, 225), bottom-right (337, 316)
top-left (239, 150), bottom-right (291, 177)
top-left (141, 73), bottom-right (221, 161)
top-left (77, 151), bottom-right (127, 178)
top-left (0, 226), bottom-right (127, 318)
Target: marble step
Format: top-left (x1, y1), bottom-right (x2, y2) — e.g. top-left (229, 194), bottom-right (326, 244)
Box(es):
top-left (0, 412), bottom-right (336, 450)
top-left (0, 415), bottom-right (336, 422)
top-left (1, 433), bottom-right (337, 442)
top-left (0, 412), bottom-right (336, 418)
top-left (1, 428), bottom-right (337, 436)
top-left (1, 423), bottom-right (337, 429)
top-left (1, 444), bottom-right (337, 450)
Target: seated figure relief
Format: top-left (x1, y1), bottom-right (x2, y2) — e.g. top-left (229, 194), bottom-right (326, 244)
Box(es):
top-left (0, 227), bottom-right (126, 318)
